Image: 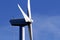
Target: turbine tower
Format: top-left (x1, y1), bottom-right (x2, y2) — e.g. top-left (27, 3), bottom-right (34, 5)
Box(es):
top-left (9, 0), bottom-right (33, 40)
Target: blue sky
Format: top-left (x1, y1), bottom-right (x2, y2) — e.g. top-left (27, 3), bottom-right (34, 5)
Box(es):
top-left (0, 0), bottom-right (60, 40)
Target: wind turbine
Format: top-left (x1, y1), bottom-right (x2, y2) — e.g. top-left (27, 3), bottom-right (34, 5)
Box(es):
top-left (9, 0), bottom-right (33, 40)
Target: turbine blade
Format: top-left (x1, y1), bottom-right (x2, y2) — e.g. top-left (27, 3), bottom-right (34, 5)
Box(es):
top-left (28, 24), bottom-right (33, 40)
top-left (18, 4), bottom-right (31, 22)
top-left (27, 0), bottom-right (31, 18)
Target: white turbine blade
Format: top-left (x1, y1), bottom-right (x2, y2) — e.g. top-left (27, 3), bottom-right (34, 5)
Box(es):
top-left (28, 24), bottom-right (33, 40)
top-left (28, 0), bottom-right (31, 18)
top-left (18, 4), bottom-right (31, 22)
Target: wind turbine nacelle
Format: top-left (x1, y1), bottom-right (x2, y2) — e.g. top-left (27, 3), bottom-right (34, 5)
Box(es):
top-left (10, 19), bottom-right (31, 27)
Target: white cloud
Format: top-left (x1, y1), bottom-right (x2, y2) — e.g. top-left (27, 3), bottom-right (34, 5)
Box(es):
top-left (32, 14), bottom-right (60, 40)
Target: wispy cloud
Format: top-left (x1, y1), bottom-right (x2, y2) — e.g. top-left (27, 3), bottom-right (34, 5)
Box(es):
top-left (32, 13), bottom-right (60, 40)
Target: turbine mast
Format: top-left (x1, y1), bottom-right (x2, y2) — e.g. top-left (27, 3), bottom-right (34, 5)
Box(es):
top-left (19, 27), bottom-right (25, 40)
